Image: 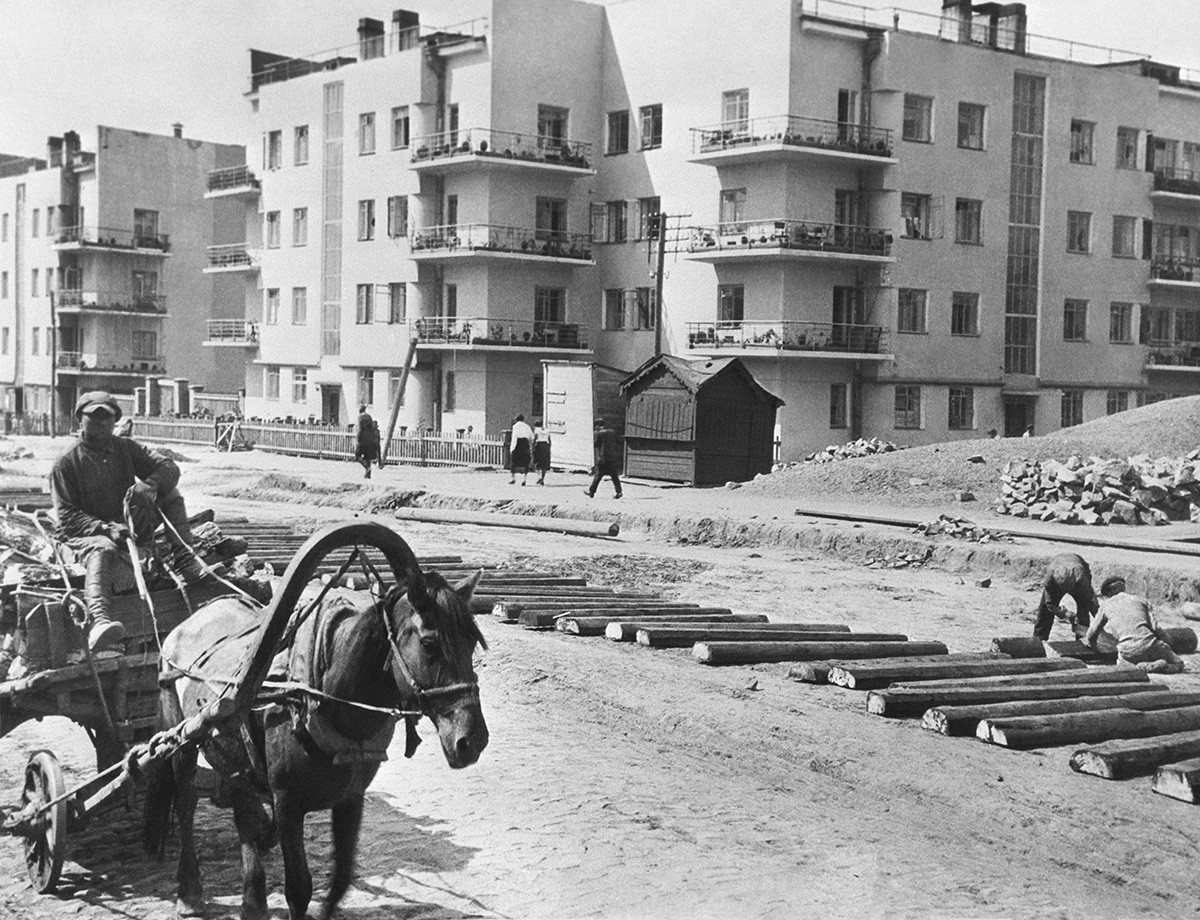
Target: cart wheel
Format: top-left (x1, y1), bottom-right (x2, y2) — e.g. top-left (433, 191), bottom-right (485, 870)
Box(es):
top-left (22, 750), bottom-right (67, 894)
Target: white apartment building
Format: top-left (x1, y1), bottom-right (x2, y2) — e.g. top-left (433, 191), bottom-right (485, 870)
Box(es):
top-left (225, 0), bottom-right (1200, 459)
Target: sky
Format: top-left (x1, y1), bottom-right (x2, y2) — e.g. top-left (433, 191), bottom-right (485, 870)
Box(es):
top-left (2, 0), bottom-right (1200, 157)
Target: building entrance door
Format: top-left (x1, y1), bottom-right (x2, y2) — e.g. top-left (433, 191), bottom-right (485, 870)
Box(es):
top-left (321, 384), bottom-right (341, 426)
top-left (1003, 397), bottom-right (1035, 438)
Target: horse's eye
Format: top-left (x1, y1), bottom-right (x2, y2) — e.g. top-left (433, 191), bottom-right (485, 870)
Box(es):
top-left (419, 635), bottom-right (441, 656)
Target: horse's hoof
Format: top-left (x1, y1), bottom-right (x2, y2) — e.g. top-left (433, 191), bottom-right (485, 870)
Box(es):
top-left (176, 896), bottom-right (206, 918)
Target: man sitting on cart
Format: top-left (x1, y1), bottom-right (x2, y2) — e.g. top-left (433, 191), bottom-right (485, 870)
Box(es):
top-left (49, 391), bottom-right (206, 652)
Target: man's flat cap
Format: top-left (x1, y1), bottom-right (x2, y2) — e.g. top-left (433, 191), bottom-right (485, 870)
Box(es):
top-left (75, 391), bottom-right (122, 420)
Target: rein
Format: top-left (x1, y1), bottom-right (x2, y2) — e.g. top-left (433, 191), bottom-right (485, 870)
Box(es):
top-left (383, 596), bottom-right (480, 713)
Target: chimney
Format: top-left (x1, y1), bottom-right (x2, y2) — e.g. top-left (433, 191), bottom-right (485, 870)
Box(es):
top-left (63, 131), bottom-right (81, 159)
top-left (47, 137), bottom-right (63, 168)
top-left (172, 123), bottom-right (183, 138)
top-left (393, 10), bottom-right (419, 51)
top-left (358, 17), bottom-right (385, 59)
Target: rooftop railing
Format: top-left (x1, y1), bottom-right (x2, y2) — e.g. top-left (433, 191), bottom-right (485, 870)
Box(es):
top-left (207, 165), bottom-right (261, 192)
top-left (55, 226), bottom-right (170, 252)
top-left (411, 224), bottom-right (593, 261)
top-left (687, 320), bottom-right (890, 355)
top-left (691, 115), bottom-right (892, 158)
top-left (1154, 167), bottom-right (1200, 197)
top-left (689, 218), bottom-right (893, 257)
top-left (410, 316), bottom-right (586, 350)
top-left (410, 127), bottom-right (592, 170)
top-left (56, 289), bottom-right (167, 314)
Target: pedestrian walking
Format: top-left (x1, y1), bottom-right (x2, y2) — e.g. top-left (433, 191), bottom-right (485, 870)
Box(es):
top-left (509, 414), bottom-right (533, 485)
top-left (355, 405), bottom-right (380, 479)
top-left (532, 418), bottom-right (552, 485)
top-left (584, 417), bottom-right (622, 499)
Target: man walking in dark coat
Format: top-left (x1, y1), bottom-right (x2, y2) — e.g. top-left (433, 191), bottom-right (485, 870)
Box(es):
top-left (584, 417), bottom-right (623, 499)
top-left (355, 405), bottom-right (381, 478)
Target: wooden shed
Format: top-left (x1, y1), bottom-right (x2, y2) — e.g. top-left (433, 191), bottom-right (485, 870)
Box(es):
top-left (620, 355), bottom-right (784, 486)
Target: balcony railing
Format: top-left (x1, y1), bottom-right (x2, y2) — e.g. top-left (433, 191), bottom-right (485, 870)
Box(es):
top-left (411, 224), bottom-right (593, 261)
top-left (689, 219), bottom-right (893, 257)
top-left (686, 320), bottom-right (889, 355)
top-left (206, 243), bottom-right (258, 269)
top-left (55, 226), bottom-right (171, 252)
top-left (1150, 256), bottom-right (1200, 282)
top-left (410, 316), bottom-right (587, 350)
top-left (205, 320), bottom-right (260, 344)
top-left (1147, 345), bottom-right (1200, 369)
top-left (1154, 167), bottom-right (1200, 198)
top-left (691, 114), bottom-right (893, 158)
top-left (206, 165), bottom-right (261, 193)
top-left (57, 352), bottom-right (165, 373)
top-left (410, 128), bottom-right (592, 170)
top-left (56, 289), bottom-right (167, 314)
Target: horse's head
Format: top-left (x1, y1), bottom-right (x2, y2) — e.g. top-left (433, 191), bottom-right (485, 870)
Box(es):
top-left (384, 569), bottom-right (488, 769)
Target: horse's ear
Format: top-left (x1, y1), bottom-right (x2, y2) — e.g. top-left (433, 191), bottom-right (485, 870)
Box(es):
top-left (453, 569), bottom-right (483, 603)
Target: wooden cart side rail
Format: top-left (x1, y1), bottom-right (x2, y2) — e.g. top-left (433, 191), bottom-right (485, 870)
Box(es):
top-left (0, 652), bottom-right (158, 699)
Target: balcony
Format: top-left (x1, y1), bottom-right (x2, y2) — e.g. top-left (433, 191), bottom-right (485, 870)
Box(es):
top-left (56, 352), bottom-right (165, 376)
top-left (687, 218), bottom-right (894, 264)
top-left (689, 115), bottom-right (895, 167)
top-left (203, 320), bottom-right (260, 347)
top-left (1146, 344), bottom-right (1200, 372)
top-left (56, 290), bottom-right (167, 315)
top-left (410, 128), bottom-right (593, 175)
top-left (70, 151), bottom-right (95, 173)
top-left (1152, 167), bottom-right (1200, 204)
top-left (409, 316), bottom-right (590, 353)
top-left (205, 165), bottom-right (261, 198)
top-left (1148, 256), bottom-right (1200, 288)
top-left (54, 226), bottom-right (171, 255)
top-left (686, 321), bottom-right (892, 360)
top-left (204, 243), bottom-right (260, 273)
top-left (410, 224), bottom-right (594, 264)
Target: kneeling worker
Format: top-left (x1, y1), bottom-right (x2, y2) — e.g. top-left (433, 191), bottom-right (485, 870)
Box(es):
top-left (1086, 576), bottom-right (1185, 674)
top-left (49, 391), bottom-right (206, 652)
top-left (1033, 552), bottom-right (1099, 641)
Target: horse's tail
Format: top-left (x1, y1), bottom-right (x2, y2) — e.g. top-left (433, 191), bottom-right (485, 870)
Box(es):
top-left (142, 687), bottom-right (182, 860)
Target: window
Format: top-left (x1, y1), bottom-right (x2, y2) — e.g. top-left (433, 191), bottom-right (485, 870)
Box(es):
top-left (829, 383), bottom-right (848, 429)
top-left (897, 288), bottom-right (927, 333)
top-left (445, 284), bottom-right (457, 319)
top-left (265, 366), bottom-right (280, 400)
top-left (444, 103), bottom-right (459, 147)
top-left (132, 330), bottom-right (157, 359)
top-left (948, 387), bottom-right (975, 430)
top-left (358, 200), bottom-right (375, 241)
top-left (1107, 390), bottom-right (1129, 415)
top-left (444, 371), bottom-right (456, 411)
top-left (603, 289), bottom-right (625, 330)
top-left (894, 385), bottom-right (922, 429)
top-left (534, 287), bottom-right (566, 327)
top-left (30, 209), bottom-right (39, 238)
top-left (902, 94), bottom-right (933, 142)
top-left (389, 370), bottom-right (406, 406)
top-left (131, 269), bottom-right (157, 303)
top-left (292, 368), bottom-right (307, 403)
top-left (1069, 119), bottom-right (1094, 164)
top-left (133, 208), bottom-right (159, 246)
top-left (445, 194), bottom-right (458, 230)
top-left (30, 326), bottom-right (38, 355)
top-left (46, 207), bottom-right (56, 236)
top-left (1067, 211), bottom-right (1091, 253)
top-left (1060, 389), bottom-right (1084, 428)
top-left (1063, 299), bottom-right (1088, 341)
top-left (265, 288), bottom-right (280, 325)
top-left (292, 208), bottom-right (308, 246)
top-left (535, 197), bottom-right (567, 240)
top-left (532, 374), bottom-right (543, 417)
top-left (606, 201), bottom-right (627, 243)
top-left (291, 287), bottom-right (307, 325)
top-left (358, 370), bottom-right (375, 407)
top-left (30, 269), bottom-right (38, 298)
top-left (721, 89), bottom-right (749, 133)
top-left (46, 266), bottom-right (55, 294)
top-left (607, 110), bottom-right (630, 155)
top-left (359, 112), bottom-right (376, 155)
top-left (45, 328), bottom-right (52, 356)
top-left (537, 105), bottom-right (569, 144)
top-left (388, 283), bottom-right (405, 323)
top-left (955, 198), bottom-right (982, 244)
top-left (294, 125), bottom-right (309, 165)
top-left (1109, 302), bottom-right (1133, 343)
top-left (901, 192), bottom-right (933, 240)
top-left (719, 188), bottom-right (746, 229)
top-left (265, 211), bottom-right (281, 248)
top-left (718, 284), bottom-right (744, 325)
top-left (387, 196), bottom-right (408, 238)
top-left (951, 292), bottom-right (980, 336)
top-left (1116, 127), bottom-right (1138, 169)
top-left (1111, 215), bottom-right (1136, 258)
top-left (957, 102), bottom-right (984, 149)
top-left (1, 214), bottom-right (6, 241)
top-left (634, 288), bottom-right (656, 330)
top-left (356, 284), bottom-right (374, 323)
top-left (1, 329), bottom-right (7, 354)
top-left (637, 197), bottom-right (661, 240)
top-left (0, 272), bottom-right (6, 298)
top-left (391, 106), bottom-right (410, 149)
top-left (639, 104), bottom-right (663, 150)
top-left (266, 130), bottom-right (282, 169)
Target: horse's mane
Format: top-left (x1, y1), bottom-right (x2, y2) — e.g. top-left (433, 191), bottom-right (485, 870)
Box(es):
top-left (417, 569), bottom-right (488, 661)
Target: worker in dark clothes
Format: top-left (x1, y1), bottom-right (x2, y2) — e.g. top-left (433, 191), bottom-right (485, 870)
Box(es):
top-left (1087, 576), bottom-right (1185, 673)
top-left (584, 417), bottom-right (623, 499)
top-left (355, 405), bottom-right (380, 479)
top-left (49, 391), bottom-right (205, 652)
top-left (1032, 552), bottom-right (1099, 641)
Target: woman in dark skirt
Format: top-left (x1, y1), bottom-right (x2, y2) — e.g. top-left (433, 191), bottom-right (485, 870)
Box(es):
top-left (509, 414), bottom-right (533, 484)
top-left (532, 418), bottom-right (552, 485)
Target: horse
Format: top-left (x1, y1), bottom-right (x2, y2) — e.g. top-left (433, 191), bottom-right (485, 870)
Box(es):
top-left (142, 529), bottom-right (488, 920)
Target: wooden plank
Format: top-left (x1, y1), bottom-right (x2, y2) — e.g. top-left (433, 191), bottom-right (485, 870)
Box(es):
top-left (521, 609), bottom-right (738, 630)
top-left (494, 602), bottom-right (702, 619)
top-left (788, 653), bottom-right (1002, 686)
top-left (600, 617), bottom-right (792, 640)
top-left (923, 691), bottom-right (1200, 736)
top-left (983, 705), bottom-right (1200, 749)
top-left (830, 657), bottom-right (1085, 691)
top-left (395, 506), bottom-right (620, 537)
top-left (1152, 757), bottom-right (1200, 803)
top-left (634, 628), bottom-right (906, 648)
top-left (993, 628), bottom-right (1197, 659)
top-left (788, 661), bottom-right (834, 684)
top-left (890, 665), bottom-right (1147, 691)
top-left (556, 613), bottom-right (761, 636)
top-left (869, 681), bottom-right (1165, 718)
top-left (693, 640), bottom-right (949, 666)
top-left (472, 586), bottom-right (659, 598)
top-left (1071, 730), bottom-right (1200, 780)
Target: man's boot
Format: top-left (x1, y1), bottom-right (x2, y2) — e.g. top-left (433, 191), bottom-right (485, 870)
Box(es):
top-left (172, 546), bottom-right (209, 585)
top-left (84, 548), bottom-right (126, 652)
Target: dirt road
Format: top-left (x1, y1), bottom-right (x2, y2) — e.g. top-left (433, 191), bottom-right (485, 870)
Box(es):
top-left (0, 440), bottom-right (1196, 919)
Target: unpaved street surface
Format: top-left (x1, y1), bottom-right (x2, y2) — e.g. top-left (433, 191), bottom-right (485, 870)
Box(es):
top-left (0, 440), bottom-right (1197, 919)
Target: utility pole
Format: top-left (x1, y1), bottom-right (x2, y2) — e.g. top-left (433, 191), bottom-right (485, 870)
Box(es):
top-left (379, 337), bottom-right (419, 466)
top-left (48, 289), bottom-right (57, 437)
top-left (652, 213), bottom-right (667, 356)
